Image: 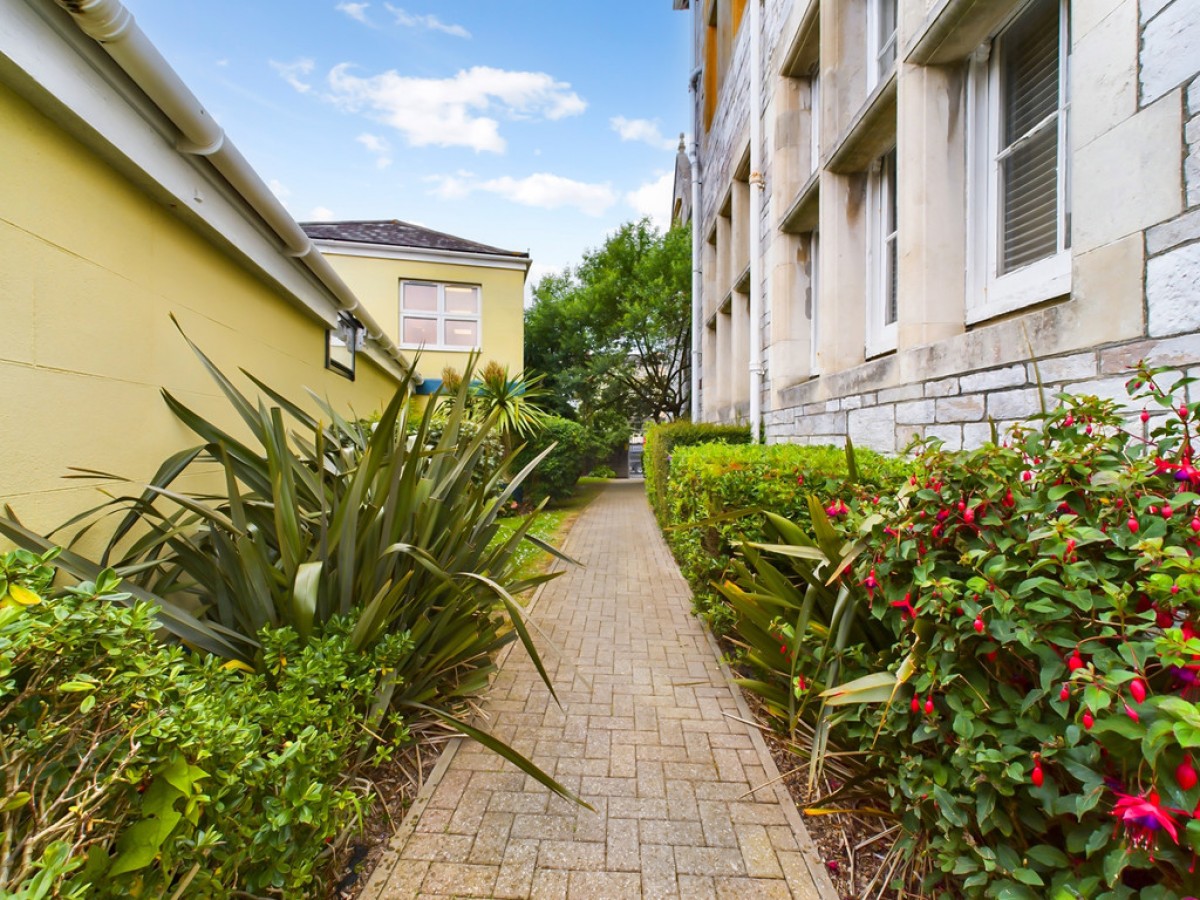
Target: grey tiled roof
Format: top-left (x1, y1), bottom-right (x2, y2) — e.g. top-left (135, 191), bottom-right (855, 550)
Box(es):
top-left (300, 219), bottom-right (528, 259)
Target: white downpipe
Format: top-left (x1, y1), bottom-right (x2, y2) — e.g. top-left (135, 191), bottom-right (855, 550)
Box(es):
top-left (687, 66), bottom-right (703, 423)
top-left (748, 0), bottom-right (765, 441)
top-left (52, 0), bottom-right (415, 379)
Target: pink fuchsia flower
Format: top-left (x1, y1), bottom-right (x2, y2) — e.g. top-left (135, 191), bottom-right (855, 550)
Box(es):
top-left (824, 499), bottom-right (849, 517)
top-left (891, 593), bottom-right (916, 620)
top-left (1112, 791), bottom-right (1180, 854)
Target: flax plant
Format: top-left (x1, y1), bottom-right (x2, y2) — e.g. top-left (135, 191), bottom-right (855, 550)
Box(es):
top-left (0, 326), bottom-right (582, 802)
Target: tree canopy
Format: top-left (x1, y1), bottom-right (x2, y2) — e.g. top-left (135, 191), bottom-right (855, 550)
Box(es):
top-left (524, 219), bottom-right (691, 428)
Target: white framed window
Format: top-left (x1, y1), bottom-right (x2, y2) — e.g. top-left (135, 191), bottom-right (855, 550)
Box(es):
top-left (966, 0), bottom-right (1071, 323)
top-left (399, 281), bottom-right (481, 350)
top-left (866, 149), bottom-right (898, 357)
top-left (809, 71), bottom-right (821, 174)
top-left (809, 230), bottom-right (821, 375)
top-left (866, 0), bottom-right (898, 90)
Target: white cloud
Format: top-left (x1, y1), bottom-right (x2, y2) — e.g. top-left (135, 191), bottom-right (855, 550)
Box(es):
top-left (481, 174), bottom-right (615, 216)
top-left (427, 172), bottom-right (616, 217)
top-left (424, 171), bottom-right (475, 200)
top-left (215, 58), bottom-right (230, 68)
top-left (384, 3), bottom-right (470, 38)
top-left (336, 2), bottom-right (372, 24)
top-left (270, 58), bottom-right (315, 94)
top-left (625, 172), bottom-right (675, 230)
top-left (355, 132), bottom-right (392, 169)
top-left (323, 64), bottom-right (586, 153)
top-left (610, 116), bottom-right (679, 151)
top-left (308, 206), bottom-right (336, 221)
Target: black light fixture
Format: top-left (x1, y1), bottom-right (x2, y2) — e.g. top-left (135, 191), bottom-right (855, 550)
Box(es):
top-left (325, 313), bottom-right (364, 380)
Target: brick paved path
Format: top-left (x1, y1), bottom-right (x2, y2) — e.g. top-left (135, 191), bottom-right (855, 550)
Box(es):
top-left (364, 481), bottom-right (835, 899)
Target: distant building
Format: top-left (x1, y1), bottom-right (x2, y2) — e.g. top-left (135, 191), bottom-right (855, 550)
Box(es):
top-left (674, 0), bottom-right (1200, 451)
top-left (302, 220), bottom-right (531, 384)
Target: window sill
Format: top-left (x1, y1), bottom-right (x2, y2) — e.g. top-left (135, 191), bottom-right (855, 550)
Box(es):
top-left (827, 71), bottom-right (897, 174)
top-left (399, 345), bottom-right (479, 353)
top-left (780, 170), bottom-right (820, 233)
top-left (966, 251), bottom-right (1071, 326)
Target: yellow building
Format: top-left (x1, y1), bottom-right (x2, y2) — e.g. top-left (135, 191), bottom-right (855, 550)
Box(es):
top-left (303, 220), bottom-right (530, 388)
top-left (0, 0), bottom-right (430, 535)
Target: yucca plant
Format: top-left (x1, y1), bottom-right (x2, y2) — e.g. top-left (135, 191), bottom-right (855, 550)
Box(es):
top-left (0, 325), bottom-right (583, 803)
top-left (471, 361), bottom-right (551, 450)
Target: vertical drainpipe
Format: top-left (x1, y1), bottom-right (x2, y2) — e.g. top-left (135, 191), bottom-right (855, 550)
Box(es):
top-left (688, 67), bottom-right (703, 423)
top-left (748, 0), bottom-right (765, 442)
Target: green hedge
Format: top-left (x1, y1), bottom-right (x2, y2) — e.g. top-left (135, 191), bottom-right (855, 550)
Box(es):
top-left (664, 442), bottom-right (910, 628)
top-left (643, 421), bottom-right (752, 524)
top-left (0, 560), bottom-right (410, 896)
top-left (516, 415), bottom-right (594, 502)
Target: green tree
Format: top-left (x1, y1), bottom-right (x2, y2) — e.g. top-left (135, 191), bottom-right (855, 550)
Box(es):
top-left (525, 218), bottom-right (691, 426)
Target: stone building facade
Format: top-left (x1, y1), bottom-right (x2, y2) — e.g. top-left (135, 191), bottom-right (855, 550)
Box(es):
top-left (674, 0), bottom-right (1200, 452)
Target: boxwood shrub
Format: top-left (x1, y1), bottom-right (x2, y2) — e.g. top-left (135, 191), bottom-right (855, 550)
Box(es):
top-left (664, 441), bottom-right (910, 629)
top-left (515, 415), bottom-right (593, 502)
top-left (0, 560), bottom-right (409, 897)
top-left (643, 421), bottom-right (752, 524)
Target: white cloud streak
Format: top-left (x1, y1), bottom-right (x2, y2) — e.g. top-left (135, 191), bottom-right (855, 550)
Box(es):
top-left (308, 206), bottom-right (336, 221)
top-left (355, 132), bottom-right (393, 169)
top-left (384, 3), bottom-right (470, 38)
top-left (335, 2), bottom-right (372, 24)
top-left (610, 116), bottom-right (679, 151)
top-left (270, 58), bottom-right (315, 94)
top-left (426, 172), bottom-right (616, 217)
top-left (321, 64), bottom-right (586, 153)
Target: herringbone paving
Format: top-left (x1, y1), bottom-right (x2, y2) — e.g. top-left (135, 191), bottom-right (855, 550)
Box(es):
top-left (364, 480), bottom-right (834, 899)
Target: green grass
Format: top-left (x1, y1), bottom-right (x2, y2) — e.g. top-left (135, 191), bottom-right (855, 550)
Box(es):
top-left (491, 478), bottom-right (608, 585)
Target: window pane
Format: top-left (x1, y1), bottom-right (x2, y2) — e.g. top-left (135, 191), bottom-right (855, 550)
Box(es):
top-left (998, 0), bottom-right (1061, 274)
top-left (1001, 126), bottom-right (1058, 272)
top-left (402, 316), bottom-right (437, 345)
top-left (445, 285), bottom-right (480, 314)
top-left (877, 0), bottom-right (897, 72)
top-left (1001, 0), bottom-right (1059, 147)
top-left (444, 319), bottom-right (479, 347)
top-left (402, 282), bottom-right (438, 312)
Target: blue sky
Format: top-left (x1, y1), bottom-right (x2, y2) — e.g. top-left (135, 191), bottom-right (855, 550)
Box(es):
top-left (125, 1), bottom-right (693, 294)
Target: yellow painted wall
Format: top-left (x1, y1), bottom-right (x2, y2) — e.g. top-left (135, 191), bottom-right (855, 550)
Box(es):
top-left (0, 80), bottom-right (401, 539)
top-left (321, 252), bottom-right (526, 383)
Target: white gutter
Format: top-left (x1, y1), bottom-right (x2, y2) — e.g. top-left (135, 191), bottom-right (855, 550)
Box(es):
top-left (748, 0), bottom-right (765, 441)
top-left (51, 0), bottom-right (417, 382)
top-left (687, 66), bottom-right (703, 422)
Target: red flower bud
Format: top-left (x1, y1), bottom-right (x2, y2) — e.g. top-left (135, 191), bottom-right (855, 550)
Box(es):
top-left (1129, 678), bottom-right (1147, 704)
top-left (1179, 757), bottom-right (1199, 791)
top-left (1128, 516), bottom-right (1140, 533)
top-left (1163, 505), bottom-right (1174, 518)
top-left (911, 694), bottom-right (920, 713)
top-left (1068, 650), bottom-right (1084, 672)
top-left (1082, 712), bottom-right (1094, 730)
top-left (1031, 764), bottom-right (1044, 787)
top-left (1124, 703), bottom-right (1140, 723)
top-left (1064, 415), bottom-right (1074, 427)
top-left (1192, 517), bottom-right (1200, 533)
top-left (1141, 409), bottom-right (1150, 423)
top-left (1059, 684), bottom-right (1070, 702)
top-left (924, 696), bottom-right (934, 715)
top-left (973, 616), bottom-right (985, 634)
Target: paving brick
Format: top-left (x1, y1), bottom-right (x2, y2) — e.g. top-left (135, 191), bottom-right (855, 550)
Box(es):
top-left (364, 482), bottom-right (829, 900)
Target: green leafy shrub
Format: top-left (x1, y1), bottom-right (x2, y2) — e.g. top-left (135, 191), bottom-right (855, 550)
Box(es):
top-left (720, 369), bottom-right (1200, 899)
top-left (590, 465), bottom-right (617, 479)
top-left (643, 421), bottom-right (751, 524)
top-left (515, 415), bottom-right (592, 502)
top-left (667, 442), bottom-right (909, 629)
top-left (0, 566), bottom-right (408, 897)
top-left (0, 329), bottom-right (579, 806)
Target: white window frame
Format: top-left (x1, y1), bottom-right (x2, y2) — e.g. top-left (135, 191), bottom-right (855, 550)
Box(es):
top-left (866, 150), bottom-right (898, 358)
top-left (966, 0), bottom-right (1071, 324)
top-left (809, 71), bottom-right (821, 175)
top-left (399, 280), bottom-right (482, 351)
top-left (809, 230), bottom-right (821, 375)
top-left (866, 0), bottom-right (898, 91)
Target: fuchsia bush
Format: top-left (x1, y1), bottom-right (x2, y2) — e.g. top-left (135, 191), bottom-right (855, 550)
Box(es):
top-left (721, 366), bottom-right (1200, 898)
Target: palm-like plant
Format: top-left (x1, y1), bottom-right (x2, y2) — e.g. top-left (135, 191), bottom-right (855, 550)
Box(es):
top-left (470, 361), bottom-right (551, 449)
top-left (0, 325), bottom-right (583, 803)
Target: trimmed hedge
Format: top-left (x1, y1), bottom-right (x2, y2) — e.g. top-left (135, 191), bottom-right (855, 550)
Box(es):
top-left (516, 415), bottom-right (593, 502)
top-left (643, 421), bottom-right (752, 524)
top-left (664, 442), bottom-right (911, 628)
